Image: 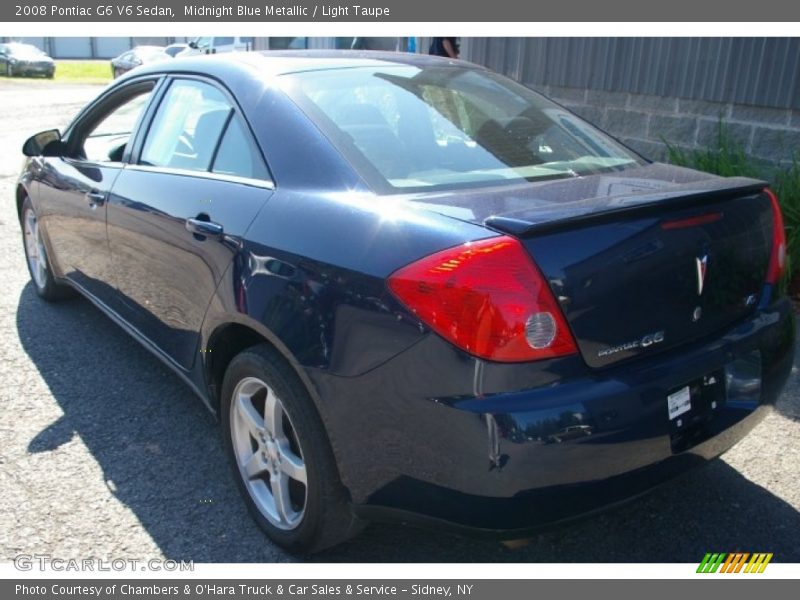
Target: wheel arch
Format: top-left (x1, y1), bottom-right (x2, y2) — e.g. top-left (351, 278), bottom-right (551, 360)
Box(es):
top-left (202, 318), bottom-right (324, 419)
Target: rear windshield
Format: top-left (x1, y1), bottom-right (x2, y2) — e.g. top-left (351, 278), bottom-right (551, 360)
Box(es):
top-left (282, 65), bottom-right (644, 194)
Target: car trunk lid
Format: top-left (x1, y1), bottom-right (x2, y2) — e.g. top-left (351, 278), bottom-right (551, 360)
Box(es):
top-left (409, 164), bottom-right (774, 368)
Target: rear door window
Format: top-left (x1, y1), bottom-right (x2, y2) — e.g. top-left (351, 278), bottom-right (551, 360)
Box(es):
top-left (139, 78), bottom-right (269, 181)
top-left (140, 79), bottom-right (231, 172)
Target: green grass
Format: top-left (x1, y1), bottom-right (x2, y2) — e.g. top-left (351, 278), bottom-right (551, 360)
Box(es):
top-left (0, 60), bottom-right (111, 84)
top-left (53, 60), bottom-right (112, 84)
top-left (665, 121), bottom-right (800, 284)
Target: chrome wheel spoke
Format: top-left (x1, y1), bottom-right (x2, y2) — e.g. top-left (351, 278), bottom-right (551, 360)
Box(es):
top-left (278, 443), bottom-right (307, 485)
top-left (263, 388), bottom-right (284, 439)
top-left (236, 393), bottom-right (265, 440)
top-left (270, 473), bottom-right (296, 525)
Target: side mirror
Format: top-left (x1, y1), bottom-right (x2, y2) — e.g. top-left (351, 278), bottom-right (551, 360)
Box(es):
top-left (22, 129), bottom-right (64, 157)
top-left (188, 41), bottom-right (198, 49)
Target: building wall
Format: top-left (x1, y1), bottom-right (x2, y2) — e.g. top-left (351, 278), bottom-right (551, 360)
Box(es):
top-left (537, 84), bottom-right (800, 168)
top-left (462, 38), bottom-right (800, 165)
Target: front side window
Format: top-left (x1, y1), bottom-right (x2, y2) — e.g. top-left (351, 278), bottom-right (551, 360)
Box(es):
top-left (283, 66), bottom-right (643, 193)
top-left (79, 86), bottom-right (154, 163)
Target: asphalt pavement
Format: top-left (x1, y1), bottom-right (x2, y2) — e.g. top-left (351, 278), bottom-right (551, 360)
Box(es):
top-left (0, 81), bottom-right (798, 563)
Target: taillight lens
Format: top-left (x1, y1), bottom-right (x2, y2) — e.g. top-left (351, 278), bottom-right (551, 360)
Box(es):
top-left (765, 188), bottom-right (787, 285)
top-left (387, 236), bottom-right (578, 362)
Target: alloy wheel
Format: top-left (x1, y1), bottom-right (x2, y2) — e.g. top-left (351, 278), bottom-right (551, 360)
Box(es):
top-left (229, 376), bottom-right (308, 530)
top-left (23, 207), bottom-right (48, 289)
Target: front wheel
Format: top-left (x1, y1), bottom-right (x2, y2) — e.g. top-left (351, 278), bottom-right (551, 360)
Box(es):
top-left (21, 197), bottom-right (74, 301)
top-left (221, 345), bottom-right (364, 554)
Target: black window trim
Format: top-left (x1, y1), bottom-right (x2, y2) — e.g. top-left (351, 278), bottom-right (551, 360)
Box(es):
top-left (127, 73), bottom-right (275, 190)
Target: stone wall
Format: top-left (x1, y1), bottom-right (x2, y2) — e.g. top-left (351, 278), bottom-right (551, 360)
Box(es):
top-left (535, 84), bottom-right (800, 169)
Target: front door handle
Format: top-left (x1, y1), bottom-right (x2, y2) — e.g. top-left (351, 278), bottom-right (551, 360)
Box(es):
top-left (86, 190), bottom-right (106, 207)
top-left (186, 216), bottom-right (224, 237)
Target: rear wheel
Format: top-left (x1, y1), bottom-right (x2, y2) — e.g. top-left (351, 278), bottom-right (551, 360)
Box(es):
top-left (221, 345), bottom-right (364, 554)
top-left (21, 197), bottom-right (74, 301)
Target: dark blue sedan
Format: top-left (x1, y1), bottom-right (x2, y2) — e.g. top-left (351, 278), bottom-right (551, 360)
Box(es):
top-left (16, 51), bottom-right (795, 553)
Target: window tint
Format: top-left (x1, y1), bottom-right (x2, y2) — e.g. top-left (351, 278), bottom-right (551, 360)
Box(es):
top-left (140, 80), bottom-right (232, 172)
top-left (212, 116), bottom-right (269, 180)
top-left (81, 88), bottom-right (153, 163)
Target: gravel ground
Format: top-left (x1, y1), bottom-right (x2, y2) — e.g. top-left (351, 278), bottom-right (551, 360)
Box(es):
top-left (0, 82), bottom-right (798, 564)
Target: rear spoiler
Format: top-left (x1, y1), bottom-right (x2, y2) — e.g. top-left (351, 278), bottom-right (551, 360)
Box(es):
top-left (484, 176), bottom-right (768, 237)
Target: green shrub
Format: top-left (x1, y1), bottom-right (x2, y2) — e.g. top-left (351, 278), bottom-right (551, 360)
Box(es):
top-left (664, 120), bottom-right (799, 282)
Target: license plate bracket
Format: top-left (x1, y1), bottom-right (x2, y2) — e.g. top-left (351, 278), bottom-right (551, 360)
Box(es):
top-left (667, 369), bottom-right (726, 432)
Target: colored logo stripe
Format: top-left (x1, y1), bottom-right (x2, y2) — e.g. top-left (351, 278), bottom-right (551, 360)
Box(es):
top-left (697, 553), bottom-right (726, 573)
top-left (697, 552), bottom-right (773, 573)
top-left (745, 553), bottom-right (773, 573)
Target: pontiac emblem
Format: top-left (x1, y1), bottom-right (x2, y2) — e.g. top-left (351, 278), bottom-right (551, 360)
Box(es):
top-left (696, 255), bottom-right (708, 296)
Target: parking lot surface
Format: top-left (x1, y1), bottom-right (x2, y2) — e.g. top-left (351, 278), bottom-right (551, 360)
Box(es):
top-left (0, 81), bottom-right (798, 563)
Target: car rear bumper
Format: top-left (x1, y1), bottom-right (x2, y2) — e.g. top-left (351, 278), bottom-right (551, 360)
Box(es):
top-left (311, 297), bottom-right (795, 533)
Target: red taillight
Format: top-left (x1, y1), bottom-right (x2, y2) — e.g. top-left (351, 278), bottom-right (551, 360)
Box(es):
top-left (765, 188), bottom-right (787, 285)
top-left (387, 236), bottom-right (578, 362)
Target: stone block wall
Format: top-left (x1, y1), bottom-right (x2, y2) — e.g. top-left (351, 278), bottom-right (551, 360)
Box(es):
top-left (535, 85), bottom-right (800, 169)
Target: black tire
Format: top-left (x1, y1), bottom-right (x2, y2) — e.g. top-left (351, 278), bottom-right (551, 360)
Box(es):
top-left (20, 197), bottom-right (74, 301)
top-left (221, 344), bottom-right (364, 554)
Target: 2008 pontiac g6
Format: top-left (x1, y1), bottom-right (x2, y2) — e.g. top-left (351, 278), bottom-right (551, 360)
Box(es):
top-left (17, 51), bottom-right (795, 553)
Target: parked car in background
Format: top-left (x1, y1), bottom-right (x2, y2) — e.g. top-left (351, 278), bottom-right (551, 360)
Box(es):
top-left (110, 46), bottom-right (169, 78)
top-left (15, 51), bottom-right (795, 554)
top-left (178, 36), bottom-right (255, 56)
top-left (0, 43), bottom-right (54, 78)
top-left (164, 43), bottom-right (189, 58)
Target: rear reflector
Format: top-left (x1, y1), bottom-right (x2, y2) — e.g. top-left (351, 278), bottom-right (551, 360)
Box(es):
top-left (764, 188), bottom-right (787, 285)
top-left (387, 236), bottom-right (578, 362)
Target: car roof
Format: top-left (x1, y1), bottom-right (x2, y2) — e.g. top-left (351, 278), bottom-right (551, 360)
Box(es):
top-left (134, 50), bottom-right (481, 81)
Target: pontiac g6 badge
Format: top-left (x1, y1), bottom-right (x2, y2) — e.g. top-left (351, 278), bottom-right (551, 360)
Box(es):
top-left (598, 331), bottom-right (665, 357)
top-left (696, 254), bottom-right (708, 296)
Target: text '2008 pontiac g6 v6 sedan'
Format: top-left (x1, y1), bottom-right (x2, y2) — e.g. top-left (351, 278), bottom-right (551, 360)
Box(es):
top-left (16, 51), bottom-right (795, 553)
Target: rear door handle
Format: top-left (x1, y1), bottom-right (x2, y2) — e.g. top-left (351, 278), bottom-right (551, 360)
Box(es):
top-left (186, 217), bottom-right (224, 237)
top-left (86, 190), bottom-right (106, 207)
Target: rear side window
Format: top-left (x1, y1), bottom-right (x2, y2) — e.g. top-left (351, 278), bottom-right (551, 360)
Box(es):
top-left (140, 78), bottom-right (268, 181)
